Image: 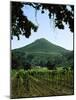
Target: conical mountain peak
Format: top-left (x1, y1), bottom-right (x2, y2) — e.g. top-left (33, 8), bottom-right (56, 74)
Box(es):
top-left (13, 38), bottom-right (69, 54)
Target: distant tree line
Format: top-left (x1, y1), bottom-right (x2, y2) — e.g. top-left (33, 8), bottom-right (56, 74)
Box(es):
top-left (11, 51), bottom-right (74, 70)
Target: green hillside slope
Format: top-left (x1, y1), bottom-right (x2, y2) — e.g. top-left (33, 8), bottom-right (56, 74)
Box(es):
top-left (12, 38), bottom-right (73, 69)
top-left (13, 38), bottom-right (70, 54)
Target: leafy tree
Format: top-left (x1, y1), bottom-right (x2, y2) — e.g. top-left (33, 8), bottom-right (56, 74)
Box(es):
top-left (47, 60), bottom-right (55, 70)
top-left (11, 2), bottom-right (38, 40)
top-left (11, 51), bottom-right (32, 70)
top-left (11, 2), bottom-right (74, 40)
top-left (64, 51), bottom-right (74, 69)
top-left (23, 61), bottom-right (31, 70)
top-left (11, 52), bottom-right (19, 69)
top-left (11, 51), bottom-right (25, 69)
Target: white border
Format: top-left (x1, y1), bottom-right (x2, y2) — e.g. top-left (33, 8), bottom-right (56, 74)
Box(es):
top-left (0, 0), bottom-right (76, 100)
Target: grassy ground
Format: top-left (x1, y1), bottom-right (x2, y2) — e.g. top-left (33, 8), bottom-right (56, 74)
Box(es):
top-left (11, 67), bottom-right (74, 98)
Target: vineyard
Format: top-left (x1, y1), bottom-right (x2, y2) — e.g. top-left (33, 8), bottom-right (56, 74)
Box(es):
top-left (11, 68), bottom-right (74, 98)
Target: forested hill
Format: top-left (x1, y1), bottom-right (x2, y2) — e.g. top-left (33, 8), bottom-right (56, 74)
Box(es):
top-left (12, 38), bottom-right (73, 69)
top-left (12, 38), bottom-right (70, 54)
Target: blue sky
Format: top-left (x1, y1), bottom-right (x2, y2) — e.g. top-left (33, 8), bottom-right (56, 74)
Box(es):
top-left (11, 5), bottom-right (73, 50)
